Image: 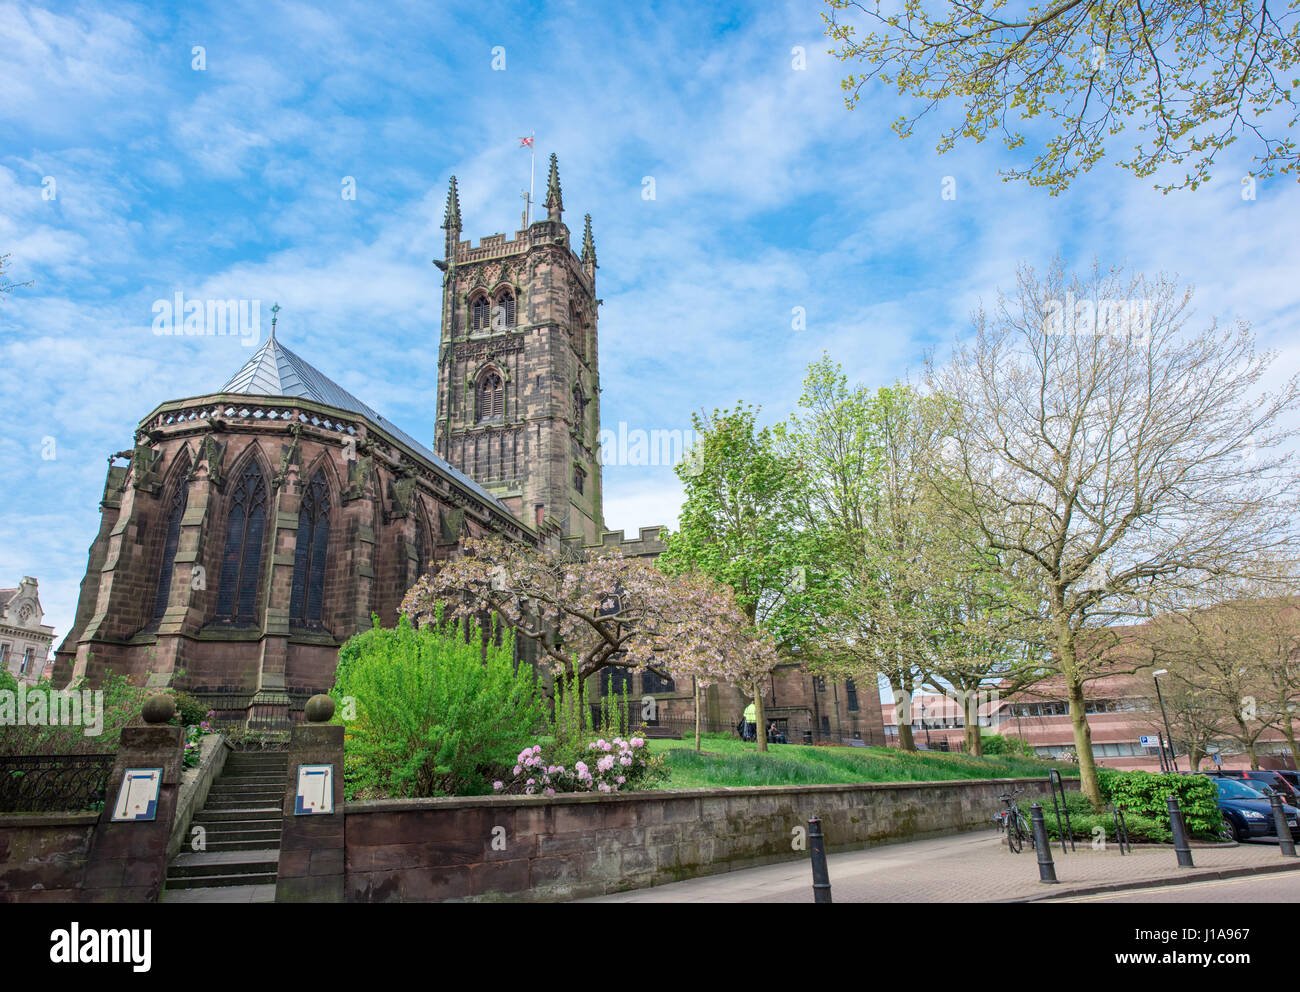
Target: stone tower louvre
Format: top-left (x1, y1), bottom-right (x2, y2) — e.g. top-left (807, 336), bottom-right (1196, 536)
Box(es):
top-left (434, 156), bottom-right (604, 542)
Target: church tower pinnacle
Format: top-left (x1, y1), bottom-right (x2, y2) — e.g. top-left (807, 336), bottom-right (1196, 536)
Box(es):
top-left (543, 153), bottom-right (563, 222)
top-left (580, 213), bottom-right (597, 274)
top-left (441, 176), bottom-right (462, 256)
top-left (433, 160), bottom-right (603, 543)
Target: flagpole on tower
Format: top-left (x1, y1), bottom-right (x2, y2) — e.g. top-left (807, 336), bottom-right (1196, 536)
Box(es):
top-left (519, 132), bottom-right (537, 227)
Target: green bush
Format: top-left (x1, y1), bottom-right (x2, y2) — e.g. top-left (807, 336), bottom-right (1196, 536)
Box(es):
top-left (0, 668), bottom-right (150, 755)
top-left (331, 613), bottom-right (543, 799)
top-left (1098, 768), bottom-right (1224, 839)
top-left (170, 690), bottom-right (210, 728)
top-left (544, 668), bottom-right (639, 771)
top-left (1018, 790), bottom-right (1173, 844)
top-left (979, 734), bottom-right (1037, 758)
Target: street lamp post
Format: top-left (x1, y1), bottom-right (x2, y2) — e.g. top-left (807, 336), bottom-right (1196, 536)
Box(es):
top-left (1152, 669), bottom-right (1180, 773)
top-left (920, 698), bottom-right (933, 749)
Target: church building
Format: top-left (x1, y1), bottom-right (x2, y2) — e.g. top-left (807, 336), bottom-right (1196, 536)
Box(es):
top-left (52, 156), bottom-right (882, 746)
top-left (52, 156), bottom-right (663, 727)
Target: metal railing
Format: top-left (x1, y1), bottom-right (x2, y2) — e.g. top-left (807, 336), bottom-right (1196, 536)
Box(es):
top-left (186, 690), bottom-right (325, 737)
top-left (0, 752), bottom-right (116, 813)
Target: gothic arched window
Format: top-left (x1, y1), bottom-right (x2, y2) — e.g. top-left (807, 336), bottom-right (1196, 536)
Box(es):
top-left (151, 469), bottom-right (189, 623)
top-left (478, 371), bottom-right (504, 421)
top-left (471, 294), bottom-right (491, 331)
top-left (497, 289), bottom-right (516, 327)
top-left (215, 459), bottom-right (268, 624)
top-left (289, 469), bottom-right (331, 628)
top-left (570, 303), bottom-right (586, 361)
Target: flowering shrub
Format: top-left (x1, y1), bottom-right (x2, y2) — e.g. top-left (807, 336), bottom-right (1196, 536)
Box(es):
top-left (182, 711), bottom-right (215, 770)
top-left (494, 737), bottom-right (667, 795)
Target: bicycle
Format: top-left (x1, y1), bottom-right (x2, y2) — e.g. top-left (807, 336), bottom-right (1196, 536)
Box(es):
top-left (993, 787), bottom-right (1033, 853)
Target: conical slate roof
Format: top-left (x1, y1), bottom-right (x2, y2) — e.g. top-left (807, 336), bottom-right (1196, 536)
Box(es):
top-left (220, 328), bottom-right (509, 514)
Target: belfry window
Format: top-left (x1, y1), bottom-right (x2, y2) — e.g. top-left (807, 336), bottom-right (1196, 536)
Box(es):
top-left (497, 289), bottom-right (516, 327)
top-left (573, 464), bottom-right (586, 495)
top-left (570, 303), bottom-right (586, 361)
top-left (215, 460), bottom-right (268, 624)
top-left (289, 469), bottom-right (331, 628)
top-left (478, 371), bottom-right (504, 420)
top-left (471, 294), bottom-right (491, 331)
top-left (151, 470), bottom-right (189, 623)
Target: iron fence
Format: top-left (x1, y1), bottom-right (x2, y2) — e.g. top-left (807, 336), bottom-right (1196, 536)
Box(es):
top-left (185, 689), bottom-right (324, 740)
top-left (0, 752), bottom-right (116, 813)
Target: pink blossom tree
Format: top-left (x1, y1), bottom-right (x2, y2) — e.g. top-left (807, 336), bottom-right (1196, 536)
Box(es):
top-left (400, 538), bottom-right (770, 720)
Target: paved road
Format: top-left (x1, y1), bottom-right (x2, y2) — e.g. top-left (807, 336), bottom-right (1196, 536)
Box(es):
top-left (585, 829), bottom-right (1300, 902)
top-left (1047, 872), bottom-right (1300, 903)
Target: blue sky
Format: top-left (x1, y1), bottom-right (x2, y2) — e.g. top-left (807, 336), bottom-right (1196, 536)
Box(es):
top-left (2, 0), bottom-right (1299, 651)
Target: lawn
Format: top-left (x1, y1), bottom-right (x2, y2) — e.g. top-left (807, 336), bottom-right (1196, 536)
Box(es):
top-left (644, 734), bottom-right (1075, 789)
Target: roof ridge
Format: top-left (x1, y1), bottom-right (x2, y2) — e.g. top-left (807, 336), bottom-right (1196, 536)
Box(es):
top-left (216, 331), bottom-right (512, 517)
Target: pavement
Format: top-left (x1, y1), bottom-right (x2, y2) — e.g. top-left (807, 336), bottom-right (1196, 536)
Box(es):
top-left (584, 829), bottom-right (1300, 902)
top-left (1048, 873), bottom-right (1300, 902)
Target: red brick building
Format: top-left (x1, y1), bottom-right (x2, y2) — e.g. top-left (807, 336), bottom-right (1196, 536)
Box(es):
top-left (883, 671), bottom-right (1298, 772)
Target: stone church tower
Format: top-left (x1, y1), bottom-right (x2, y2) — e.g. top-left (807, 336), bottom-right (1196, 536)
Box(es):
top-left (433, 154), bottom-right (604, 543)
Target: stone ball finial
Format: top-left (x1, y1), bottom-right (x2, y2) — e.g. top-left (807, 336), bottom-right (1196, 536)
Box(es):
top-left (305, 694), bottom-right (335, 723)
top-left (142, 693), bottom-right (176, 725)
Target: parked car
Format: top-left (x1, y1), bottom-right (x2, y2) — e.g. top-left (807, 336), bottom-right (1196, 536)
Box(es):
top-left (1206, 768), bottom-right (1300, 806)
top-left (1273, 770), bottom-right (1300, 794)
top-left (1208, 776), bottom-right (1300, 842)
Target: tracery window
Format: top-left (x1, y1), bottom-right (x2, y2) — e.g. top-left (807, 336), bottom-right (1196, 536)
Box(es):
top-left (151, 469), bottom-right (189, 622)
top-left (471, 294), bottom-right (491, 331)
top-left (478, 371), bottom-right (504, 420)
top-left (215, 460), bottom-right (268, 624)
top-left (497, 288), bottom-right (516, 327)
top-left (289, 469), bottom-right (331, 627)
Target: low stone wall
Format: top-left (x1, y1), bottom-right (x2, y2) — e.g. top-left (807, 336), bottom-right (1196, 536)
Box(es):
top-left (168, 734), bottom-right (230, 861)
top-left (0, 812), bottom-right (100, 903)
top-left (345, 776), bottom-right (1067, 902)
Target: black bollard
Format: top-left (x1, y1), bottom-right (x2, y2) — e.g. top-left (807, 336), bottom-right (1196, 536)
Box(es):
top-left (1166, 794), bottom-right (1195, 867)
top-left (1269, 794), bottom-right (1297, 857)
top-left (808, 816), bottom-right (832, 903)
top-left (1030, 803), bottom-right (1058, 883)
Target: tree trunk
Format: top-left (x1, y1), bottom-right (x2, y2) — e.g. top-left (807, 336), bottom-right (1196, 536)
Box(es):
top-left (754, 690), bottom-right (767, 753)
top-left (1281, 724), bottom-right (1300, 771)
top-left (893, 680), bottom-right (917, 751)
top-left (1247, 742), bottom-right (1260, 770)
top-left (694, 680), bottom-right (702, 752)
top-left (897, 720), bottom-right (916, 751)
top-left (965, 720), bottom-right (982, 757)
top-left (1065, 675), bottom-right (1103, 810)
top-left (1054, 617), bottom-right (1102, 810)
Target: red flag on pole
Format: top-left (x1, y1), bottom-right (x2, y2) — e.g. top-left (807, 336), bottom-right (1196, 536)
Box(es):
top-left (519, 136), bottom-right (534, 148)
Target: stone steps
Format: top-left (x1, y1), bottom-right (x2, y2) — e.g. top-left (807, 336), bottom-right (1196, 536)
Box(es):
top-left (193, 807), bottom-right (281, 821)
top-left (165, 752), bottom-right (289, 901)
top-left (165, 870), bottom-right (279, 890)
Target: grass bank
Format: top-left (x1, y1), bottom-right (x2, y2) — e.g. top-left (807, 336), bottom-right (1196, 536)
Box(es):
top-left (645, 734), bottom-right (1074, 790)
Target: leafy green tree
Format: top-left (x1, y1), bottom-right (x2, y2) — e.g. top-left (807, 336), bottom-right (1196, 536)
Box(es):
top-left (330, 613), bottom-right (543, 798)
top-left (823, 0), bottom-right (1300, 193)
top-left (660, 403), bottom-right (812, 752)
